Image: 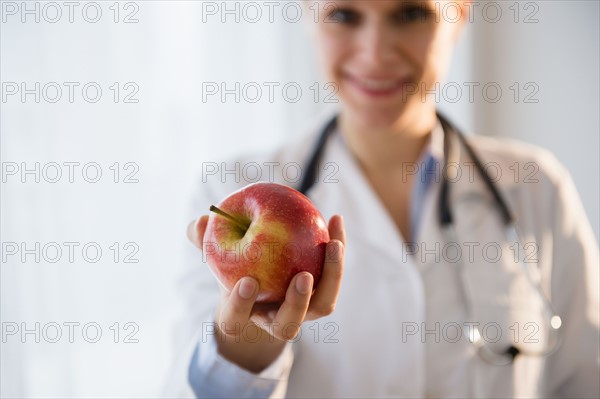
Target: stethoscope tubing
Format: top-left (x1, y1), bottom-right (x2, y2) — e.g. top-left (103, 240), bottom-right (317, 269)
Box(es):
top-left (299, 112), bottom-right (563, 364)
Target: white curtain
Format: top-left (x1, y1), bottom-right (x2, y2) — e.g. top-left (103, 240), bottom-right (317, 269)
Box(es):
top-left (1, 1), bottom-right (596, 397)
top-left (1, 2), bottom-right (329, 397)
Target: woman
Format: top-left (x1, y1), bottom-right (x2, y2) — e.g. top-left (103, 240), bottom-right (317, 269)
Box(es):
top-left (179, 1), bottom-right (599, 397)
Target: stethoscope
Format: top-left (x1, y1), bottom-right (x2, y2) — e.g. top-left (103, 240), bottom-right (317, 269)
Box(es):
top-left (298, 112), bottom-right (563, 365)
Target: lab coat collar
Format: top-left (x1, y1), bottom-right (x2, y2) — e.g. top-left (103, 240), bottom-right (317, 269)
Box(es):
top-left (421, 116), bottom-right (445, 165)
top-left (425, 117), bottom-right (498, 211)
top-left (415, 125), bottom-right (505, 265)
top-left (307, 128), bottom-right (415, 263)
top-left (302, 124), bottom-right (428, 398)
top-left (306, 114), bottom-right (494, 251)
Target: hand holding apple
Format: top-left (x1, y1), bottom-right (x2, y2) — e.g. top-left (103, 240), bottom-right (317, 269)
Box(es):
top-left (187, 206), bottom-right (345, 371)
top-left (203, 182), bottom-right (330, 304)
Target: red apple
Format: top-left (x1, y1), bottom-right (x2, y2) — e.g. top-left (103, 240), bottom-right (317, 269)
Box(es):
top-left (203, 182), bottom-right (330, 304)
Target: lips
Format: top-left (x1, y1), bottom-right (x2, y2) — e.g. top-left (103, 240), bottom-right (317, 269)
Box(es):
top-left (345, 73), bottom-right (411, 97)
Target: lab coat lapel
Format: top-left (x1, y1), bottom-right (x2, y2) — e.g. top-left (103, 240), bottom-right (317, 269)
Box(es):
top-left (308, 130), bottom-right (428, 281)
top-left (445, 130), bottom-right (504, 233)
top-left (430, 133), bottom-right (547, 397)
top-left (296, 131), bottom-right (427, 397)
top-left (412, 131), bottom-right (505, 398)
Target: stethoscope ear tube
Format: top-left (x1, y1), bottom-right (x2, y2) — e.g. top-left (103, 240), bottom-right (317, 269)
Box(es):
top-left (298, 115), bottom-right (338, 196)
top-left (437, 112), bottom-right (513, 227)
top-left (436, 114), bottom-right (563, 363)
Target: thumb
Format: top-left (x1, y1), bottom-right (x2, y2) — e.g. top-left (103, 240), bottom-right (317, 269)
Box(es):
top-left (187, 215), bottom-right (209, 249)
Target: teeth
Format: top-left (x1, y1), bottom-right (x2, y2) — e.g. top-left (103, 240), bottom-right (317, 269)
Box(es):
top-left (356, 78), bottom-right (400, 91)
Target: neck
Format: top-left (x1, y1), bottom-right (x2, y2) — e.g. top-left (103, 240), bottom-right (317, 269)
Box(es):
top-left (338, 109), bottom-right (437, 174)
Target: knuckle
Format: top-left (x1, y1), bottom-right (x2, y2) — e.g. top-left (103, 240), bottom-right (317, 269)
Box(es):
top-left (316, 303), bottom-right (336, 317)
top-left (323, 303), bottom-right (336, 316)
top-left (306, 304), bottom-right (332, 319)
top-left (286, 291), bottom-right (310, 308)
top-left (229, 298), bottom-right (251, 315)
top-left (290, 298), bottom-right (310, 313)
top-left (327, 263), bottom-right (343, 279)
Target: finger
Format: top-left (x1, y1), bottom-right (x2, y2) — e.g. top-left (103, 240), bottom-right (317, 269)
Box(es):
top-left (252, 214), bottom-right (345, 319)
top-left (328, 215), bottom-right (346, 247)
top-left (218, 277), bottom-right (259, 337)
top-left (187, 215), bottom-right (209, 249)
top-left (305, 215), bottom-right (345, 318)
top-left (267, 272), bottom-right (313, 341)
top-left (306, 239), bottom-right (344, 320)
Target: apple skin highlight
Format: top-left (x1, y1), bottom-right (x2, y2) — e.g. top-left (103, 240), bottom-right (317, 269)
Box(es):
top-left (204, 182), bottom-right (330, 304)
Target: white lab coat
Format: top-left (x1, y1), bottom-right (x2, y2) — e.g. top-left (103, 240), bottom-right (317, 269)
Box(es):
top-left (166, 114), bottom-right (599, 398)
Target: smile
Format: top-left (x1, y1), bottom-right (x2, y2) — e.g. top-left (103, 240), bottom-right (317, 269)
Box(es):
top-left (346, 74), bottom-right (409, 97)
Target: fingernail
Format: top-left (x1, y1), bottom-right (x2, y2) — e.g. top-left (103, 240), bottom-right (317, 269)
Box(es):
top-left (238, 278), bottom-right (257, 299)
top-left (296, 273), bottom-right (312, 295)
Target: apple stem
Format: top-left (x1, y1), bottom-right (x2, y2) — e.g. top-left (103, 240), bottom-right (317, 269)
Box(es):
top-left (209, 205), bottom-right (251, 233)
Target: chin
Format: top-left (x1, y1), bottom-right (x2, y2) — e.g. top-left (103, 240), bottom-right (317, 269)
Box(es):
top-left (338, 89), bottom-right (414, 126)
top-left (341, 92), bottom-right (435, 132)
top-left (343, 102), bottom-right (409, 130)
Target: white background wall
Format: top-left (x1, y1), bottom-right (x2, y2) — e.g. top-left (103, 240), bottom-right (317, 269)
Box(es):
top-left (471, 0), bottom-right (599, 238)
top-left (1, 1), bottom-right (598, 397)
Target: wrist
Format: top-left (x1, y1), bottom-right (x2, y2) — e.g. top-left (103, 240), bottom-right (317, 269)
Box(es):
top-left (215, 320), bottom-right (287, 373)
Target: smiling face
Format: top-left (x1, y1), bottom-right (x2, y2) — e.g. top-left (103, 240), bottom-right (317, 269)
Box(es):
top-left (309, 0), bottom-right (466, 130)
